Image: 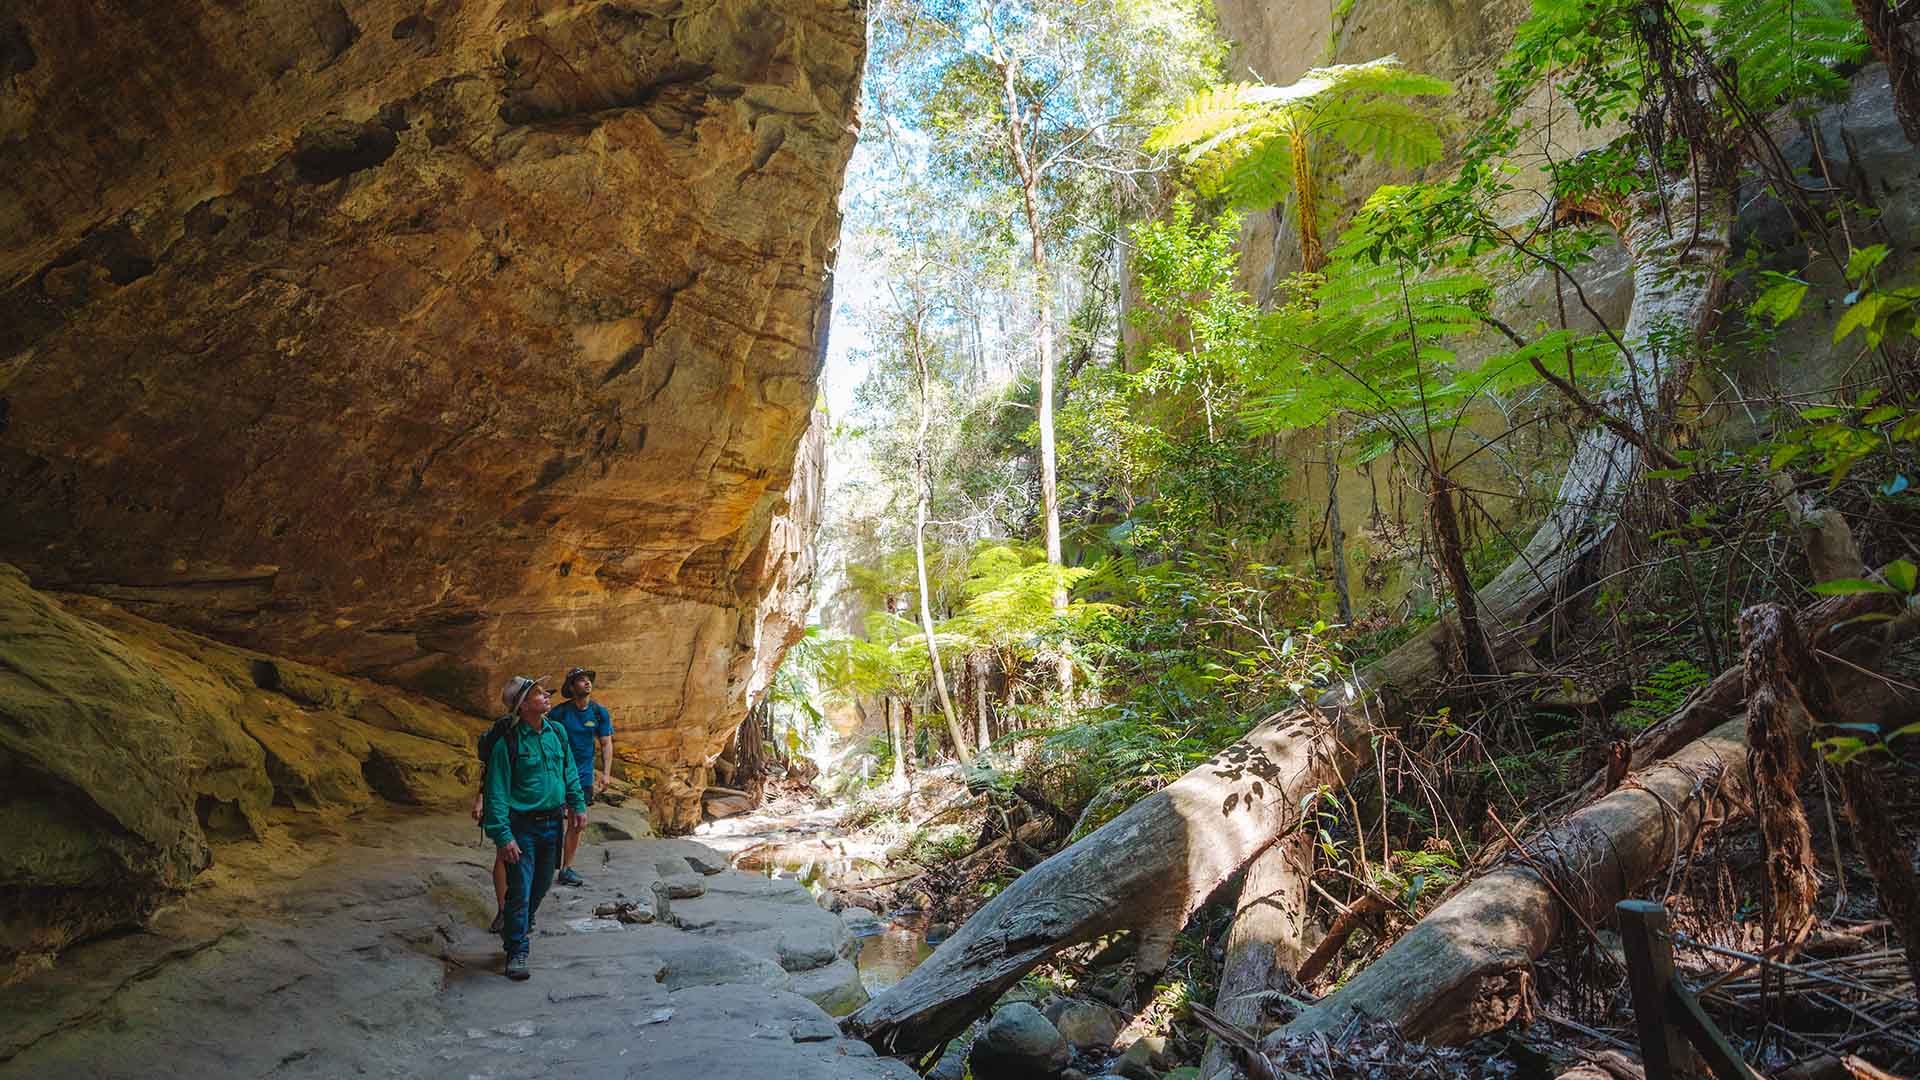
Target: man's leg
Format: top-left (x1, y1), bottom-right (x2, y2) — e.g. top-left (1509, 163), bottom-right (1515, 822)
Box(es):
top-left (489, 850), bottom-right (508, 933)
top-left (524, 816), bottom-right (562, 933)
top-left (560, 813), bottom-right (582, 872)
top-left (500, 820), bottom-right (536, 970)
top-left (557, 777), bottom-right (591, 885)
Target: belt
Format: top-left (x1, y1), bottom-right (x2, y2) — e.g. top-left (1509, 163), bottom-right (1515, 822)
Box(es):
top-left (509, 807), bottom-right (565, 822)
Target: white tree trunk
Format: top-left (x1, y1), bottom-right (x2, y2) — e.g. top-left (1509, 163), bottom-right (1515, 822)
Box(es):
top-left (914, 343), bottom-right (971, 765)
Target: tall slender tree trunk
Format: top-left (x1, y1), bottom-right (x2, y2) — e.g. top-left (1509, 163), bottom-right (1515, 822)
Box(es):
top-left (973, 652), bottom-right (992, 754)
top-left (1000, 58), bottom-right (1072, 695)
top-left (1429, 472), bottom-right (1494, 676)
top-left (1325, 419), bottom-right (1353, 622)
top-left (886, 695), bottom-right (907, 791)
top-left (1293, 142), bottom-right (1350, 622)
top-left (911, 334), bottom-right (972, 764)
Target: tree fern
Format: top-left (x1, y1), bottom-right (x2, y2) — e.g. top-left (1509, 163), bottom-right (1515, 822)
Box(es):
top-left (1716, 0), bottom-right (1868, 110)
top-left (1150, 57), bottom-right (1453, 223)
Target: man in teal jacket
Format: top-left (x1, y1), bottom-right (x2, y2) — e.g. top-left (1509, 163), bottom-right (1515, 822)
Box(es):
top-left (482, 675), bottom-right (587, 980)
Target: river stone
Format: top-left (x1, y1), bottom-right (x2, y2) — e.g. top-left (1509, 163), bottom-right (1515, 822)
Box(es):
top-left (1044, 999), bottom-right (1123, 1049)
top-left (970, 1002), bottom-right (1071, 1078)
top-left (840, 908), bottom-right (883, 936)
top-left (704, 793), bottom-right (756, 820)
top-left (1114, 1035), bottom-right (1171, 1079)
top-left (655, 942), bottom-right (791, 993)
top-left (776, 925), bottom-right (841, 972)
top-left (659, 876), bottom-right (708, 899)
top-left (790, 957), bottom-right (869, 1015)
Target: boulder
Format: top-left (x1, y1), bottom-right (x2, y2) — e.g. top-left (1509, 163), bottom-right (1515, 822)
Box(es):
top-left (970, 1002), bottom-right (1071, 1078)
top-left (704, 792), bottom-right (757, 820)
top-left (1044, 1000), bottom-right (1124, 1050)
top-left (0, 566), bottom-right (477, 975)
top-left (1114, 1036), bottom-right (1172, 1080)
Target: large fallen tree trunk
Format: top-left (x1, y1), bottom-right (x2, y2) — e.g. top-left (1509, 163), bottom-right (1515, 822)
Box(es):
top-left (844, 168), bottom-right (1735, 1057)
top-left (1275, 714), bottom-right (1757, 1044)
top-left (843, 704), bottom-right (1372, 1054)
top-left (1275, 653), bottom-right (1910, 1046)
top-left (1196, 829), bottom-right (1316, 1080)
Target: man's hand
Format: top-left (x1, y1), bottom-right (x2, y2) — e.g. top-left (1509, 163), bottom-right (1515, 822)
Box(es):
top-left (595, 771), bottom-right (610, 794)
top-left (470, 793), bottom-right (484, 823)
top-left (501, 840), bottom-right (523, 864)
top-left (569, 810), bottom-right (588, 834)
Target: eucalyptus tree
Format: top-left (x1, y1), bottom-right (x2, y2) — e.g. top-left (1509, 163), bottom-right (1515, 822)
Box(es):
top-left (867, 0), bottom-right (1222, 689)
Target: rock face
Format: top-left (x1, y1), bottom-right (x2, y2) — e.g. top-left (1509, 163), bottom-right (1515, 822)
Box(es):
top-left (0, 564), bottom-right (478, 978)
top-left (0, 0), bottom-right (861, 832)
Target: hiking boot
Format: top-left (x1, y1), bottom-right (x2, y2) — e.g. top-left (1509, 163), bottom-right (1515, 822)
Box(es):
top-left (505, 953), bottom-right (530, 981)
top-left (488, 909), bottom-right (503, 935)
top-left (556, 867), bottom-right (584, 887)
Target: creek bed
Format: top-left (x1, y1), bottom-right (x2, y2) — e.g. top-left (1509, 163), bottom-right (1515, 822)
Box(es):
top-left (729, 845), bottom-right (934, 994)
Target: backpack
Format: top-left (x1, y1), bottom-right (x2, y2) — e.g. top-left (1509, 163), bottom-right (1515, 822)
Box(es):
top-left (477, 715), bottom-right (521, 775)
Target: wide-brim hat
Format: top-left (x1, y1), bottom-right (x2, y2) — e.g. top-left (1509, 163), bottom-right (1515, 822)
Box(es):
top-left (501, 674), bottom-right (550, 714)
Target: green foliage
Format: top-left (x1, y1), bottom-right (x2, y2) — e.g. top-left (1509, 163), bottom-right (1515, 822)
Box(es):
top-left (1615, 660), bottom-right (1712, 730)
top-left (1150, 58), bottom-right (1453, 212)
top-left (1768, 385), bottom-right (1920, 490)
top-left (1373, 846), bottom-right (1463, 910)
top-left (1831, 245), bottom-right (1920, 350)
top-left (1717, 0), bottom-right (1868, 110)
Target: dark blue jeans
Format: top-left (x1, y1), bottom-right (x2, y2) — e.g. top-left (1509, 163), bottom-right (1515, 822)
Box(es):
top-left (501, 810), bottom-right (563, 958)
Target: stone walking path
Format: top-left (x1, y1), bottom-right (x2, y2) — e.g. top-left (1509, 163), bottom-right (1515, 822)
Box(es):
top-left (0, 804), bottom-right (915, 1079)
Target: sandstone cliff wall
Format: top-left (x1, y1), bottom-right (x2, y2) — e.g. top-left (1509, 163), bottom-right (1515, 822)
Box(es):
top-left (0, 0), bottom-right (863, 830)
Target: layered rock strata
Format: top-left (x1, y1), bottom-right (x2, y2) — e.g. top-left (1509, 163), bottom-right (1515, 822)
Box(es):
top-left (0, 1), bottom-right (862, 830)
top-left (0, 564), bottom-right (478, 977)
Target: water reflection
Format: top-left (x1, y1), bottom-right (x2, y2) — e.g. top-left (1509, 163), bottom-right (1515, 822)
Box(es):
top-left (856, 911), bottom-right (935, 993)
top-left (729, 845), bottom-right (933, 993)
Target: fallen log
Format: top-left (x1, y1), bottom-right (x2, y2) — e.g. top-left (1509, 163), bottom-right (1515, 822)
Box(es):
top-left (1278, 714), bottom-right (1757, 1043)
top-left (1275, 657), bottom-right (1910, 1046)
top-left (1196, 832), bottom-right (1316, 1080)
top-left (841, 704), bottom-right (1372, 1054)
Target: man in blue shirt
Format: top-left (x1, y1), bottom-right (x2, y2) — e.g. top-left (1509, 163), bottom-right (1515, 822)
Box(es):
top-left (482, 675), bottom-right (587, 980)
top-left (550, 666), bottom-right (614, 887)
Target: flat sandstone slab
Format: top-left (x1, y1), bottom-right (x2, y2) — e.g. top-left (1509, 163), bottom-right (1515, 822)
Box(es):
top-left (0, 811), bottom-right (906, 1080)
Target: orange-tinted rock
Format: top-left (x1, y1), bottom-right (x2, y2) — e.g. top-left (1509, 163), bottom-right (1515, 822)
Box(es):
top-left (0, 1), bottom-right (861, 831)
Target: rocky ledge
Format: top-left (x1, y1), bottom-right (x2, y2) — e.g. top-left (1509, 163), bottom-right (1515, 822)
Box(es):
top-left (0, 803), bottom-right (907, 1079)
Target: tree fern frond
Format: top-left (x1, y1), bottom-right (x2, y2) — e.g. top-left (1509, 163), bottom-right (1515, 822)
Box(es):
top-left (1322, 100), bottom-right (1448, 168)
top-left (1147, 83), bottom-right (1286, 151)
top-left (1716, 0), bottom-right (1867, 110)
top-left (1297, 58), bottom-right (1454, 100)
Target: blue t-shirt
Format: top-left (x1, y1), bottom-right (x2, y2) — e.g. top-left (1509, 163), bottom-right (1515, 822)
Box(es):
top-left (550, 700), bottom-right (612, 780)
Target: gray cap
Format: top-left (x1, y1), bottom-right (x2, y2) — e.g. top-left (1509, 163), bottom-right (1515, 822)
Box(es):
top-left (500, 675), bottom-right (549, 714)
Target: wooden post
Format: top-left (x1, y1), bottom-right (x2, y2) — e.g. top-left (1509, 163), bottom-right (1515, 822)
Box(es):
top-left (1667, 980), bottom-right (1760, 1080)
top-left (1618, 900), bottom-right (1692, 1080)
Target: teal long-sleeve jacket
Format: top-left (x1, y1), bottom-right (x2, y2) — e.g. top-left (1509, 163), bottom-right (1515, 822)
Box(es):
top-left (481, 717), bottom-right (587, 848)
